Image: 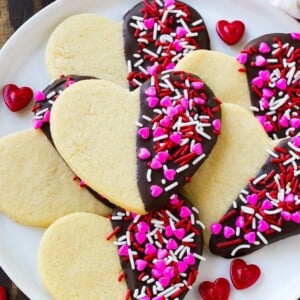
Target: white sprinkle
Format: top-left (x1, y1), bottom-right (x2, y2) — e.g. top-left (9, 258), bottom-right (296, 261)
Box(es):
top-left (129, 22), bottom-right (139, 29)
top-left (153, 134), bottom-right (168, 142)
top-left (192, 19), bottom-right (203, 26)
top-left (264, 208), bottom-right (282, 215)
top-left (138, 65), bottom-right (149, 75)
top-left (232, 201), bottom-right (238, 209)
top-left (155, 0), bottom-right (163, 6)
top-left (166, 210), bottom-right (179, 222)
top-left (126, 231), bottom-right (131, 246)
top-left (241, 206), bottom-right (255, 215)
top-left (142, 275), bottom-right (149, 282)
top-left (111, 215), bottom-right (123, 221)
top-left (147, 278), bottom-right (155, 284)
top-left (270, 224), bottom-right (282, 232)
top-left (250, 105), bottom-right (260, 112)
top-left (253, 173), bottom-right (267, 185)
top-left (131, 16), bottom-right (144, 21)
top-left (142, 115), bottom-right (152, 122)
top-left (137, 38), bottom-right (149, 44)
top-left (193, 253), bottom-right (206, 261)
top-left (176, 164), bottom-right (189, 173)
top-left (192, 153), bottom-right (206, 165)
top-left (171, 53), bottom-right (183, 62)
top-left (239, 194), bottom-right (248, 204)
top-left (164, 78), bottom-right (175, 91)
top-left (155, 241), bottom-right (162, 248)
top-left (183, 233), bottom-right (195, 242)
top-left (161, 10), bottom-right (169, 23)
top-left (35, 108), bottom-right (48, 116)
top-left (143, 48), bottom-right (158, 58)
top-left (132, 78), bottom-right (142, 87)
top-left (252, 218), bottom-right (257, 230)
top-left (236, 226), bottom-right (240, 236)
top-left (128, 249), bottom-right (135, 270)
top-left (48, 100), bottom-right (55, 105)
top-left (231, 244), bottom-right (251, 257)
top-left (266, 148), bottom-right (279, 158)
top-left (267, 58), bottom-right (278, 63)
top-left (175, 245), bottom-right (184, 256)
top-left (192, 206), bottom-right (199, 214)
top-left (164, 181), bottom-right (179, 192)
top-left (196, 220), bottom-right (205, 229)
top-left (255, 213), bottom-right (263, 220)
top-left (196, 125), bottom-right (211, 140)
top-left (257, 232), bottom-right (268, 245)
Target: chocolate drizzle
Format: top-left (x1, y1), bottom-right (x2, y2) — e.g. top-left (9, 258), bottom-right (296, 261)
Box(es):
top-left (123, 0), bottom-right (210, 90)
top-left (110, 194), bottom-right (204, 300)
top-left (209, 137), bottom-right (300, 258)
top-left (136, 71), bottom-right (221, 212)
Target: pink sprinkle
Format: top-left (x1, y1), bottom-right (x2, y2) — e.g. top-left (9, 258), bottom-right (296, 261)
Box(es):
top-left (212, 119), bottom-right (221, 131)
top-left (145, 86), bottom-right (157, 97)
top-left (235, 216), bottom-right (245, 228)
top-left (43, 110), bottom-right (51, 122)
top-left (292, 212), bottom-right (300, 224)
top-left (263, 121), bottom-right (273, 133)
top-left (284, 193), bottom-right (295, 203)
top-left (153, 127), bottom-right (164, 138)
top-left (258, 42), bottom-right (271, 54)
top-left (292, 136), bottom-right (300, 147)
top-left (160, 96), bottom-right (172, 107)
top-left (150, 158), bottom-right (163, 170)
top-left (258, 220), bottom-right (269, 232)
top-left (147, 64), bottom-right (158, 76)
top-left (281, 211), bottom-right (291, 221)
top-left (163, 266), bottom-right (175, 279)
top-left (276, 78), bottom-right (287, 91)
top-left (191, 81), bottom-right (204, 90)
top-left (173, 40), bottom-right (183, 52)
top-left (166, 106), bottom-right (178, 118)
top-left (223, 226), bottom-right (235, 239)
top-left (137, 221), bottom-right (150, 233)
top-left (174, 228), bottom-right (185, 240)
top-left (170, 132), bottom-right (182, 144)
top-left (262, 88), bottom-right (274, 99)
top-left (279, 116), bottom-right (289, 128)
top-left (176, 26), bottom-right (188, 38)
top-left (192, 143), bottom-right (203, 155)
top-left (177, 261), bottom-right (188, 273)
top-left (252, 76), bottom-right (264, 88)
top-left (256, 115), bottom-right (266, 125)
top-left (167, 238), bottom-right (178, 250)
top-left (290, 118), bottom-right (300, 129)
top-left (244, 231), bottom-right (256, 244)
top-left (138, 127), bottom-right (151, 139)
top-left (118, 244), bottom-right (129, 256)
top-left (164, 169), bottom-right (176, 181)
top-left (156, 151), bottom-right (169, 163)
top-left (261, 199), bottom-right (273, 210)
top-left (181, 98), bottom-right (189, 110)
top-left (236, 53), bottom-right (248, 64)
top-left (65, 80), bottom-right (74, 87)
top-left (165, 225), bottom-right (173, 237)
top-left (145, 243), bottom-right (157, 255)
top-left (150, 185), bottom-right (163, 197)
top-left (164, 0), bottom-right (175, 8)
top-left (210, 223), bottom-right (222, 235)
top-left (179, 206), bottom-right (192, 218)
top-left (157, 249), bottom-right (168, 259)
top-left (138, 148), bottom-right (151, 160)
top-left (160, 116), bottom-right (171, 128)
top-left (194, 97), bottom-right (206, 104)
top-left (136, 259), bottom-right (147, 271)
top-left (152, 268), bottom-right (163, 279)
top-left (154, 260), bottom-right (166, 273)
top-left (291, 32), bottom-right (300, 40)
top-left (260, 98), bottom-right (269, 109)
top-left (34, 90), bottom-right (46, 102)
top-left (255, 55), bottom-right (267, 67)
top-left (32, 119), bottom-right (43, 129)
top-left (166, 62), bottom-right (175, 70)
top-left (184, 254), bottom-right (195, 266)
top-left (246, 193), bottom-right (258, 205)
top-left (144, 18), bottom-right (155, 30)
top-left (170, 194), bottom-right (180, 205)
top-left (159, 277), bottom-right (171, 288)
top-left (135, 232), bottom-right (147, 244)
top-left (147, 96), bottom-right (159, 108)
top-left (259, 70), bottom-right (270, 81)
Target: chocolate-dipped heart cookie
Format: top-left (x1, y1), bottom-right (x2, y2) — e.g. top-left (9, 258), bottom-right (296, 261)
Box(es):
top-left (46, 0), bottom-right (210, 89)
top-left (50, 71), bottom-right (221, 214)
top-left (39, 194), bottom-right (205, 300)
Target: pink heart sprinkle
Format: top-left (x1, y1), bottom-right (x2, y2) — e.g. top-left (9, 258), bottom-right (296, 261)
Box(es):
top-left (151, 185), bottom-right (163, 198)
top-left (159, 276), bottom-right (171, 288)
top-left (166, 62), bottom-right (175, 70)
top-left (263, 121), bottom-right (273, 133)
top-left (210, 223), bottom-right (222, 235)
top-left (152, 268), bottom-right (163, 279)
top-left (259, 70), bottom-right (271, 81)
top-left (147, 96), bottom-right (159, 108)
top-left (252, 76), bottom-right (264, 88)
top-left (174, 228), bottom-right (186, 240)
top-left (135, 232), bottom-right (147, 244)
top-left (181, 98), bottom-right (189, 110)
top-left (262, 88), bottom-right (274, 99)
top-left (145, 86), bottom-right (157, 97)
top-left (156, 151), bottom-right (169, 163)
top-left (176, 26), bottom-right (188, 38)
top-left (137, 221), bottom-right (150, 233)
top-left (167, 238), bottom-right (178, 250)
top-left (157, 249), bottom-right (168, 259)
top-left (258, 42), bottom-right (271, 54)
top-left (191, 81), bottom-right (204, 90)
top-left (138, 148), bottom-right (151, 160)
top-left (260, 98), bottom-right (269, 109)
top-left (32, 119), bottom-right (43, 129)
top-left (292, 212), bottom-right (300, 224)
top-left (223, 226), bottom-right (235, 239)
top-left (173, 40), bottom-right (183, 52)
top-left (194, 97), bottom-right (206, 105)
top-left (118, 244), bottom-right (129, 256)
top-left (284, 193), bottom-right (295, 203)
top-left (236, 53), bottom-right (248, 64)
top-left (291, 32), bottom-right (300, 40)
top-left (276, 78), bottom-right (287, 91)
top-left (164, 169), bottom-right (176, 181)
top-left (256, 115), bottom-right (266, 124)
top-left (167, 106), bottom-right (178, 118)
top-left (144, 18), bottom-right (155, 30)
top-left (290, 118), bottom-right (300, 129)
top-left (170, 194), bottom-right (180, 205)
top-left (136, 259), bottom-right (147, 271)
top-left (150, 158), bottom-right (163, 170)
top-left (164, 0), bottom-right (175, 8)
top-left (163, 266), bottom-right (175, 279)
top-left (192, 143), bottom-right (203, 155)
top-left (160, 96), bottom-right (172, 108)
top-left (178, 261), bottom-right (188, 273)
top-left (281, 211), bottom-right (291, 221)
top-left (255, 55), bottom-right (267, 67)
top-left (147, 64), bottom-right (158, 76)
top-left (170, 132), bottom-right (182, 144)
top-left (258, 220), bottom-right (269, 232)
top-left (180, 206), bottom-right (192, 218)
top-left (138, 127), bottom-right (151, 140)
top-left (246, 193), bottom-right (258, 205)
top-left (154, 260), bottom-right (166, 272)
top-left (292, 136), bottom-right (300, 147)
top-left (165, 225), bottom-right (174, 237)
top-left (34, 90), bottom-right (46, 102)
top-left (279, 116), bottom-right (289, 128)
top-left (244, 231), bottom-right (256, 244)
top-left (153, 127), bottom-right (164, 138)
top-left (43, 110), bottom-right (51, 122)
top-left (183, 254), bottom-right (195, 266)
top-left (145, 243), bottom-right (157, 255)
top-left (261, 199), bottom-right (273, 210)
top-left (235, 216), bottom-right (245, 228)
top-left (212, 119), bottom-right (221, 131)
top-left (160, 116), bottom-right (171, 128)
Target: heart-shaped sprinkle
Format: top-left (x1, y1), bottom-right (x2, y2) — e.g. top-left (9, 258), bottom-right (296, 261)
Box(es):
top-left (246, 193), bottom-right (258, 205)
top-left (258, 42), bottom-right (271, 54)
top-left (230, 259), bottom-right (261, 290)
top-left (135, 232), bottom-right (147, 245)
top-left (235, 216), bottom-right (245, 228)
top-left (290, 118), bottom-right (300, 129)
top-left (160, 96), bottom-right (172, 108)
top-left (216, 20), bottom-right (245, 45)
top-left (156, 151), bottom-right (169, 163)
top-left (138, 148), bottom-right (151, 160)
top-left (150, 185), bottom-right (163, 198)
top-left (236, 53), bottom-right (248, 64)
top-left (174, 228), bottom-right (186, 240)
top-left (34, 90), bottom-right (46, 102)
top-left (261, 199), bottom-right (273, 210)
top-left (223, 226), bottom-right (235, 239)
top-left (150, 158), bottom-right (163, 170)
top-left (244, 232), bottom-right (256, 244)
top-left (144, 18), bottom-right (155, 30)
top-left (178, 261), bottom-right (188, 273)
top-left (276, 78), bottom-right (287, 91)
top-left (163, 266), bottom-right (174, 279)
top-left (210, 223), bottom-right (222, 235)
top-left (2, 84), bottom-right (33, 112)
top-left (170, 132), bottom-right (182, 144)
top-left (180, 206), bottom-right (192, 218)
top-left (137, 221), bottom-right (150, 233)
top-left (292, 212), bottom-right (300, 223)
top-left (166, 238), bottom-right (178, 250)
top-left (147, 96), bottom-right (159, 108)
top-left (254, 55), bottom-right (266, 67)
top-left (164, 169), bottom-right (176, 181)
top-left (258, 220), bottom-right (269, 232)
top-left (136, 259), bottom-right (148, 271)
top-left (138, 127), bottom-right (151, 140)
top-left (159, 276), bottom-right (171, 288)
top-left (145, 243), bottom-right (157, 255)
top-left (157, 249), bottom-right (168, 259)
top-left (199, 277), bottom-right (230, 300)
top-left (292, 136), bottom-right (300, 147)
top-left (118, 244), bottom-right (129, 256)
top-left (32, 119), bottom-right (44, 130)
top-left (191, 143), bottom-right (203, 155)
top-left (160, 116), bottom-right (171, 128)
top-left (183, 254), bottom-right (195, 266)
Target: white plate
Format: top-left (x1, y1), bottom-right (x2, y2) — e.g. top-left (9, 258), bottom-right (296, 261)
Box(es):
top-left (0, 0), bottom-right (299, 299)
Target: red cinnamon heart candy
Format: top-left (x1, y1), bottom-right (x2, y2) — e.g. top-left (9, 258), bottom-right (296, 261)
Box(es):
top-left (199, 277), bottom-right (230, 300)
top-left (2, 84), bottom-right (33, 112)
top-left (216, 20), bottom-right (245, 45)
top-left (230, 258), bottom-right (261, 290)
top-left (0, 286), bottom-right (7, 300)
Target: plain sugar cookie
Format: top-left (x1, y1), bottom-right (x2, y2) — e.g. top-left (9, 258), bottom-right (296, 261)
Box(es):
top-left (0, 129), bottom-right (111, 227)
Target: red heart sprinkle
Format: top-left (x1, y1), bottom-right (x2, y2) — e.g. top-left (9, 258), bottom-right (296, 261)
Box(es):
top-left (230, 258), bottom-right (261, 290)
top-left (2, 84), bottom-right (33, 112)
top-left (199, 277), bottom-right (230, 300)
top-left (0, 286), bottom-right (7, 300)
top-left (216, 20), bottom-right (245, 45)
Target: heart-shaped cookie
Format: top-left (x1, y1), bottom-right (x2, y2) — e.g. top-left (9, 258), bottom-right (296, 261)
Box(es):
top-left (46, 0), bottom-right (210, 89)
top-left (0, 129), bottom-right (111, 227)
top-left (238, 33), bottom-right (300, 139)
top-left (39, 194), bottom-right (204, 299)
top-left (209, 136), bottom-right (300, 257)
top-left (50, 71), bottom-right (221, 214)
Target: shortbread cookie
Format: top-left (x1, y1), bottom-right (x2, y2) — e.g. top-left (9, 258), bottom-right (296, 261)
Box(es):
top-left (238, 33), bottom-right (300, 139)
top-left (210, 136), bottom-right (300, 258)
top-left (0, 129), bottom-right (111, 227)
top-left (50, 72), bottom-right (221, 214)
top-left (175, 50), bottom-right (251, 109)
top-left (39, 194), bottom-right (204, 300)
top-left (46, 1), bottom-right (210, 90)
top-left (181, 103), bottom-right (277, 242)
